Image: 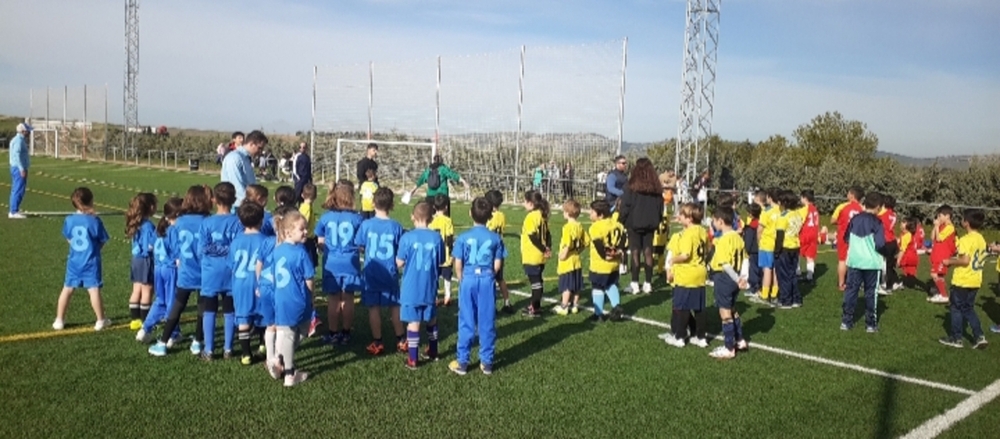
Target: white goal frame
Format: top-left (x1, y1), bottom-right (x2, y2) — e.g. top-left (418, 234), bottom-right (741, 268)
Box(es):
top-left (332, 138), bottom-right (437, 183)
top-left (29, 128), bottom-right (60, 158)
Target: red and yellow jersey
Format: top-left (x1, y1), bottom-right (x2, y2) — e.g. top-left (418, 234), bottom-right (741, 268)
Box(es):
top-left (831, 202), bottom-right (849, 225)
top-left (930, 223), bottom-right (957, 263)
top-left (914, 226), bottom-right (926, 250)
top-left (878, 208), bottom-right (897, 243)
top-left (836, 201), bottom-right (864, 246)
top-left (798, 203), bottom-right (819, 238)
top-left (899, 231), bottom-right (918, 267)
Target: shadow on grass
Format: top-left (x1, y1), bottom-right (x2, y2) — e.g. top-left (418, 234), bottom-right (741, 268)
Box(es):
top-left (847, 293), bottom-right (889, 327)
top-left (497, 317), bottom-right (591, 370)
top-left (743, 307), bottom-right (775, 338)
top-left (798, 263), bottom-right (829, 297)
top-left (875, 370), bottom-right (899, 439)
top-left (982, 296), bottom-right (1000, 329)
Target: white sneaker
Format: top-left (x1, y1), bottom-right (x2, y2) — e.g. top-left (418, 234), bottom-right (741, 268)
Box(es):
top-left (642, 282), bottom-right (653, 294)
top-left (136, 328), bottom-right (154, 344)
top-left (689, 338), bottom-right (709, 348)
top-left (657, 332), bottom-right (672, 340)
top-left (628, 282), bottom-right (640, 294)
top-left (284, 371), bottom-right (309, 387)
top-left (52, 319), bottom-right (65, 330)
top-left (877, 288), bottom-right (891, 296)
top-left (709, 346), bottom-right (736, 359)
top-left (94, 319), bottom-right (112, 331)
top-left (892, 282), bottom-right (904, 291)
top-left (705, 279), bottom-right (715, 287)
top-left (7, 212), bottom-right (26, 219)
top-left (619, 264), bottom-right (628, 275)
top-left (267, 360), bottom-right (284, 380)
top-left (928, 295), bottom-right (949, 304)
top-left (663, 335), bottom-right (686, 348)
top-left (166, 334), bottom-right (183, 348)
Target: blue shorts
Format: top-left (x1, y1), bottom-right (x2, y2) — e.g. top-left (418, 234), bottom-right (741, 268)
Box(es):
top-left (322, 272), bottom-right (362, 294)
top-left (559, 269), bottom-right (584, 293)
top-left (589, 271), bottom-right (619, 290)
top-left (233, 287), bottom-right (256, 326)
top-left (255, 288), bottom-right (275, 327)
top-left (130, 256), bottom-right (154, 284)
top-left (401, 304), bottom-right (437, 323)
top-left (672, 286), bottom-right (706, 311)
top-left (758, 250), bottom-right (775, 269)
top-left (65, 264), bottom-right (102, 289)
top-left (712, 273), bottom-right (740, 310)
top-left (362, 290), bottom-right (400, 307)
top-left (440, 266), bottom-right (453, 281)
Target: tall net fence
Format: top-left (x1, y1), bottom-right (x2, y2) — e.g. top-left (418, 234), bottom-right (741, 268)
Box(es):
top-left (26, 86), bottom-right (119, 160)
top-left (312, 39), bottom-right (627, 203)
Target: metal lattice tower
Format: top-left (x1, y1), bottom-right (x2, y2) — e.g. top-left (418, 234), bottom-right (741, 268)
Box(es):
top-left (675, 0), bottom-right (720, 186)
top-left (124, 0), bottom-right (139, 149)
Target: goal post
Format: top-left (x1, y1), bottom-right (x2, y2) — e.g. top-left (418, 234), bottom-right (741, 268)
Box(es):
top-left (324, 138), bottom-right (437, 190)
top-left (29, 128), bottom-right (60, 158)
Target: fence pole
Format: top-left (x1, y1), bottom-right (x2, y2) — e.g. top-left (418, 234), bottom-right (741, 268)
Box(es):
top-left (512, 45), bottom-right (525, 199)
top-left (368, 61), bottom-right (374, 140)
top-left (311, 65), bottom-right (317, 159)
top-left (617, 37), bottom-right (628, 157)
top-left (434, 55), bottom-right (441, 159)
top-left (83, 84), bottom-right (88, 159)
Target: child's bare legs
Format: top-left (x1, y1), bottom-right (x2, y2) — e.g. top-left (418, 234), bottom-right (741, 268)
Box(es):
top-left (129, 283), bottom-right (142, 328)
top-left (54, 287), bottom-right (75, 325)
top-left (837, 261), bottom-right (847, 290)
top-left (87, 287), bottom-right (107, 321)
top-left (390, 306), bottom-right (404, 349)
top-left (327, 294), bottom-right (341, 335)
top-left (341, 293), bottom-right (355, 333)
top-left (368, 305), bottom-right (382, 340)
top-left (139, 283), bottom-right (153, 321)
top-left (761, 268), bottom-right (773, 299)
top-left (560, 289), bottom-right (571, 307)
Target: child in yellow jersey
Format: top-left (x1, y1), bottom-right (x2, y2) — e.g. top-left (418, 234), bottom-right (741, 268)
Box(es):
top-left (429, 195), bottom-right (456, 306)
top-left (360, 169), bottom-right (378, 220)
top-left (520, 190), bottom-right (551, 317)
top-left (611, 200), bottom-right (629, 275)
top-left (555, 200), bottom-right (589, 315)
top-left (664, 202), bottom-right (709, 348)
top-left (708, 206), bottom-right (749, 359)
top-left (774, 190), bottom-right (804, 309)
top-left (939, 209), bottom-right (988, 349)
top-left (664, 232), bottom-right (681, 285)
top-left (485, 190), bottom-right (514, 314)
top-left (299, 183), bottom-right (319, 267)
top-left (753, 188), bottom-right (781, 306)
top-left (588, 200), bottom-right (627, 322)
top-left (652, 205), bottom-right (671, 275)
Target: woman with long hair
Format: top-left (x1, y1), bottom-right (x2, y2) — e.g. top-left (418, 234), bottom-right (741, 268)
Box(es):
top-left (618, 157), bottom-right (664, 294)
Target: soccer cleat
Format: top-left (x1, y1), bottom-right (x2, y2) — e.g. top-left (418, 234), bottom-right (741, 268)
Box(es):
top-left (736, 340), bottom-right (749, 351)
top-left (366, 341), bottom-right (385, 356)
top-left (267, 361), bottom-right (284, 380)
top-left (136, 328), bottom-right (154, 344)
top-left (448, 360), bottom-right (468, 376)
top-left (553, 304), bottom-right (569, 316)
top-left (973, 336), bottom-right (989, 350)
top-left (589, 314), bottom-right (606, 323)
top-left (223, 350), bottom-right (233, 360)
top-left (258, 344), bottom-right (267, 354)
top-left (420, 348), bottom-right (439, 362)
top-left (777, 303), bottom-right (794, 310)
top-left (657, 332), bottom-right (672, 340)
top-left (480, 363), bottom-right (493, 375)
top-left (166, 334), bottom-right (184, 348)
top-left (866, 326), bottom-right (878, 334)
top-left (308, 317), bottom-right (321, 337)
top-left (892, 282), bottom-right (904, 291)
top-left (148, 342), bottom-right (168, 357)
top-left (189, 340), bottom-right (203, 355)
top-left (708, 346), bottom-right (736, 359)
top-left (200, 352), bottom-right (214, 362)
top-left (94, 319), bottom-right (112, 331)
top-left (791, 303), bottom-right (803, 308)
top-left (129, 319), bottom-right (143, 331)
top-left (609, 306), bottom-right (625, 322)
top-left (339, 333), bottom-right (351, 345)
top-left (840, 323), bottom-right (851, 331)
top-left (642, 282), bottom-right (653, 294)
top-left (570, 305), bottom-right (579, 314)
top-left (628, 282), bottom-right (640, 294)
top-left (928, 295), bottom-right (949, 304)
top-left (52, 319), bottom-right (65, 331)
top-left (663, 335), bottom-right (686, 348)
top-left (877, 288), bottom-right (891, 297)
top-left (938, 337), bottom-right (963, 348)
top-left (405, 358), bottom-right (418, 370)
top-left (521, 306), bottom-right (542, 318)
top-left (284, 371), bottom-right (309, 387)
top-left (500, 304), bottom-right (515, 314)
top-left (689, 338), bottom-right (709, 348)
top-left (990, 325), bottom-right (1000, 334)
top-left (8, 212), bottom-right (26, 219)
top-left (748, 295), bottom-right (770, 306)
top-left (321, 333), bottom-right (338, 345)
top-left (396, 340), bottom-right (407, 354)
top-left (241, 355), bottom-right (252, 366)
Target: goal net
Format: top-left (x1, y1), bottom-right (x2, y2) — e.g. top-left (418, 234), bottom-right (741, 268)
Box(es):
top-left (29, 128), bottom-right (61, 158)
top-left (313, 39), bottom-right (626, 204)
top-left (325, 138), bottom-right (436, 193)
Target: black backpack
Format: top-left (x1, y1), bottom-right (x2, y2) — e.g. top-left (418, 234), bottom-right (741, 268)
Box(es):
top-left (427, 165), bottom-right (442, 190)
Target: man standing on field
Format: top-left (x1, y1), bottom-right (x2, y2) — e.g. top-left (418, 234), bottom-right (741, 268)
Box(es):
top-left (356, 143), bottom-right (379, 187)
top-left (221, 130), bottom-right (266, 209)
top-left (8, 122), bottom-right (32, 219)
top-left (292, 142), bottom-right (313, 202)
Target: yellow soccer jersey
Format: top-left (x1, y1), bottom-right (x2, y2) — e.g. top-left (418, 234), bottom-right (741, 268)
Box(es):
top-left (667, 233), bottom-right (682, 257)
top-left (589, 217), bottom-right (626, 274)
top-left (487, 210), bottom-right (506, 235)
top-left (652, 208), bottom-right (670, 247)
top-left (673, 225), bottom-right (708, 288)
top-left (710, 230), bottom-right (747, 272)
top-left (520, 210), bottom-right (550, 265)
top-left (360, 181), bottom-right (378, 212)
top-left (429, 214), bottom-right (455, 267)
top-left (557, 220), bottom-right (589, 274)
top-left (831, 201), bottom-right (849, 225)
top-left (952, 231), bottom-right (987, 289)
top-left (759, 205), bottom-right (780, 252)
top-left (775, 208), bottom-right (803, 250)
top-left (299, 202), bottom-right (317, 238)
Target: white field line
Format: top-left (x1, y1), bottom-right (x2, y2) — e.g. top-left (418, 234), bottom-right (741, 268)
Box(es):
top-left (900, 379), bottom-right (1000, 439)
top-left (507, 289), bottom-right (976, 396)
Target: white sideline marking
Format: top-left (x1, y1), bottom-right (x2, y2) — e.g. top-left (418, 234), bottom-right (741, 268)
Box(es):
top-left (507, 289), bottom-right (976, 396)
top-left (900, 379), bottom-right (1000, 439)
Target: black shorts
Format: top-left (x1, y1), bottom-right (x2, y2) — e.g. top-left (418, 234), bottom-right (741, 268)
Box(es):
top-left (711, 272), bottom-right (739, 310)
top-left (558, 269), bottom-right (584, 293)
top-left (589, 271), bottom-right (620, 290)
top-left (628, 228), bottom-right (655, 251)
top-left (672, 286), bottom-right (706, 311)
top-left (653, 245), bottom-right (665, 256)
top-left (440, 266), bottom-right (453, 281)
top-left (361, 211), bottom-right (374, 220)
top-left (304, 237), bottom-right (318, 267)
top-left (523, 264), bottom-right (544, 277)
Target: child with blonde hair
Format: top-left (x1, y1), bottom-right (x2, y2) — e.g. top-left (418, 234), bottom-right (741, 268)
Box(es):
top-left (271, 209), bottom-right (314, 386)
top-left (53, 187), bottom-right (112, 331)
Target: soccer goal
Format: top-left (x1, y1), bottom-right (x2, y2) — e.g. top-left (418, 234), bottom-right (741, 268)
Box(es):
top-left (29, 128), bottom-right (60, 158)
top-left (321, 138), bottom-right (437, 190)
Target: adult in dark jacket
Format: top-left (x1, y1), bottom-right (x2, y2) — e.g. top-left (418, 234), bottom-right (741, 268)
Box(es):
top-left (292, 142), bottom-right (313, 202)
top-left (356, 143), bottom-right (379, 187)
top-left (618, 157), bottom-right (664, 294)
top-left (605, 155), bottom-right (628, 209)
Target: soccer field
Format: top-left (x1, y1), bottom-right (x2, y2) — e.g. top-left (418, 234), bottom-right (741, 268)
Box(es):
top-left (2, 156), bottom-right (999, 438)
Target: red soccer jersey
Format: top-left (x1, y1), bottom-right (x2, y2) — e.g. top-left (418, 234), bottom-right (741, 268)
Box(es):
top-left (914, 226), bottom-right (926, 250)
top-left (801, 203), bottom-right (819, 238)
top-left (878, 208), bottom-right (897, 242)
top-left (899, 232), bottom-right (919, 267)
top-left (836, 201), bottom-right (864, 244)
top-left (930, 223), bottom-right (957, 263)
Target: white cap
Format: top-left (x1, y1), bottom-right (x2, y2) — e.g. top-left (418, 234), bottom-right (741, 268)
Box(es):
top-left (16, 123), bottom-right (33, 133)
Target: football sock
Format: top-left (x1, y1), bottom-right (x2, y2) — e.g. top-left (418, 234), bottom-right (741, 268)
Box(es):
top-left (427, 324), bottom-right (438, 358)
top-left (202, 310), bottom-right (216, 354)
top-left (223, 313), bottom-right (235, 352)
top-left (443, 280), bottom-right (452, 302)
top-left (265, 328), bottom-right (277, 364)
top-left (722, 320), bottom-right (735, 351)
top-left (255, 327), bottom-right (266, 348)
top-left (529, 275), bottom-right (543, 310)
top-left (671, 310), bottom-right (689, 339)
top-left (407, 330), bottom-right (419, 363)
top-left (591, 289), bottom-right (606, 316)
top-left (238, 328), bottom-right (251, 358)
top-left (806, 261), bottom-right (815, 280)
top-left (693, 311), bottom-right (706, 339)
top-left (129, 303), bottom-right (140, 320)
top-left (734, 315), bottom-right (745, 341)
top-left (934, 278), bottom-right (948, 297)
top-left (606, 284), bottom-right (621, 307)
top-left (139, 304), bottom-right (150, 320)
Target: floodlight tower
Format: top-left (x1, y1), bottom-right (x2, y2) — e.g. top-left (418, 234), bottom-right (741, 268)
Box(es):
top-left (675, 0), bottom-right (720, 186)
top-left (124, 0), bottom-right (139, 150)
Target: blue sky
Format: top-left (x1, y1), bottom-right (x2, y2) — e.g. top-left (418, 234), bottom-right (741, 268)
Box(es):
top-left (1, 0), bottom-right (998, 156)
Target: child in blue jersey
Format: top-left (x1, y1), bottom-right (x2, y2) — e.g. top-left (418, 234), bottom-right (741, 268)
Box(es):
top-left (355, 187), bottom-right (406, 356)
top-left (52, 187), bottom-right (112, 331)
top-left (198, 182), bottom-right (243, 361)
top-left (272, 209), bottom-right (314, 386)
top-left (229, 202), bottom-right (275, 365)
top-left (246, 185), bottom-right (274, 237)
top-left (449, 197), bottom-right (507, 375)
top-left (275, 184), bottom-right (321, 337)
top-left (137, 198), bottom-right (183, 344)
top-left (125, 192), bottom-right (158, 331)
top-left (316, 179), bottom-right (364, 345)
top-left (148, 185), bottom-right (213, 357)
top-left (258, 205), bottom-right (296, 379)
top-left (397, 202), bottom-right (445, 370)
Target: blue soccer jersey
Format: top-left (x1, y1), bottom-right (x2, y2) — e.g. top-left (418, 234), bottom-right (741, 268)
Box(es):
top-left (397, 228), bottom-right (445, 306)
top-left (453, 225), bottom-right (507, 276)
top-left (355, 217), bottom-right (405, 294)
top-left (62, 213), bottom-right (110, 288)
top-left (171, 214), bottom-right (207, 289)
top-left (199, 213), bottom-right (243, 295)
top-left (153, 231), bottom-right (176, 269)
top-left (260, 211), bottom-right (275, 237)
top-left (230, 232), bottom-right (274, 321)
top-left (131, 219), bottom-right (156, 258)
top-left (316, 209), bottom-right (364, 277)
top-left (272, 242), bottom-right (316, 327)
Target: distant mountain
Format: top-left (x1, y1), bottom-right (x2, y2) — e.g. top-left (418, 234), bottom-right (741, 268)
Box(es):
top-left (874, 151), bottom-right (972, 170)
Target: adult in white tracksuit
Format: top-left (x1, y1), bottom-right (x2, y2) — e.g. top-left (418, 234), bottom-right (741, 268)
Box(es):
top-left (8, 123), bottom-right (32, 219)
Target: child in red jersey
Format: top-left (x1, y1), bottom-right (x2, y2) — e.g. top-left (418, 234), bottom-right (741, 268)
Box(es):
top-left (927, 205), bottom-right (956, 304)
top-left (877, 195), bottom-right (900, 293)
top-left (798, 190), bottom-right (820, 284)
top-left (897, 217), bottom-right (920, 289)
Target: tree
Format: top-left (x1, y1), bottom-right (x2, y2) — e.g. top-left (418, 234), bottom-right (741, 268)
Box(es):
top-left (792, 111), bottom-right (879, 168)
